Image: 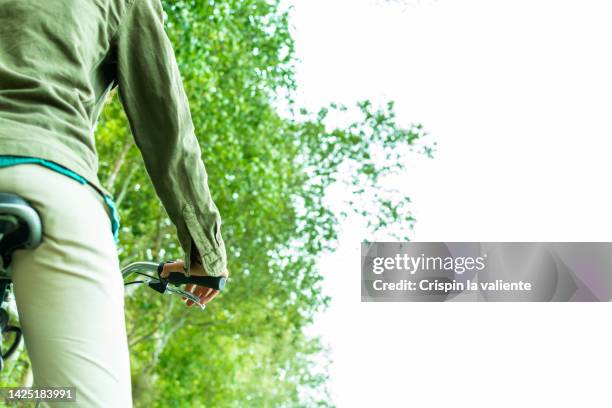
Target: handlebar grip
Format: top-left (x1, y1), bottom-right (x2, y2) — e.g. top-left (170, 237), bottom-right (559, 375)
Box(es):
top-left (164, 272), bottom-right (227, 291)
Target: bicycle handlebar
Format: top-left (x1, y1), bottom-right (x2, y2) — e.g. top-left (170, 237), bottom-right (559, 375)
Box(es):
top-left (122, 261), bottom-right (226, 290)
top-left (121, 261), bottom-right (159, 279)
top-left (163, 272), bottom-right (226, 290)
top-left (121, 261), bottom-right (227, 308)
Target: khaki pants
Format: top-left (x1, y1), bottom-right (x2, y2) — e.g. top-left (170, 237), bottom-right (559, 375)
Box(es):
top-left (0, 164), bottom-right (132, 407)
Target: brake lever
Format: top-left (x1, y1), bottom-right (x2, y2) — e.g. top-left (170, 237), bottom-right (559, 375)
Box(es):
top-left (147, 278), bottom-right (205, 309)
top-left (166, 285), bottom-right (206, 309)
top-left (155, 260), bottom-right (223, 309)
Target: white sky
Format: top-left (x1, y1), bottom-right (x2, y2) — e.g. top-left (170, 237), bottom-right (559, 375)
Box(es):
top-left (290, 1), bottom-right (612, 407)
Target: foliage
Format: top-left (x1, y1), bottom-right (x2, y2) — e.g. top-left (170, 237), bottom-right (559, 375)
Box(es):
top-left (1, 0), bottom-right (433, 406)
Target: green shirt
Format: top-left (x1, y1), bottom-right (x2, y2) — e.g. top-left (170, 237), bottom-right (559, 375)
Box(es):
top-left (0, 0), bottom-right (226, 276)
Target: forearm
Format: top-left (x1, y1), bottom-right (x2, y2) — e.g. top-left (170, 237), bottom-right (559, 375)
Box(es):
top-left (114, 0), bottom-right (227, 276)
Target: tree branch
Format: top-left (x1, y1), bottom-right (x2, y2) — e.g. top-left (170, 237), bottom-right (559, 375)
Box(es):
top-left (106, 140), bottom-right (134, 191)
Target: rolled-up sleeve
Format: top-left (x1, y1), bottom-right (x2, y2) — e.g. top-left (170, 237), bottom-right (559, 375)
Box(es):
top-left (111, 0), bottom-right (227, 276)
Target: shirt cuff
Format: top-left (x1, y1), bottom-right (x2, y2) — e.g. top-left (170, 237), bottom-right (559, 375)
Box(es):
top-left (181, 203), bottom-right (227, 277)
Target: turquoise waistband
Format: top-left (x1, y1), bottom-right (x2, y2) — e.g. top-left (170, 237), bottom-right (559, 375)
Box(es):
top-left (0, 156), bottom-right (120, 243)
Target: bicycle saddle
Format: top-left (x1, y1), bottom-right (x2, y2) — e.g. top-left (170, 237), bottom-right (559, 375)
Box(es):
top-left (0, 193), bottom-right (42, 272)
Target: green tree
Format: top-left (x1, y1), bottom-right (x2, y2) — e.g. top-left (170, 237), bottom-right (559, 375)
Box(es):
top-left (1, 1), bottom-right (433, 406)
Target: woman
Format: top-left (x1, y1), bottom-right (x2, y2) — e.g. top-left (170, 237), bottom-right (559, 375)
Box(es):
top-left (0, 0), bottom-right (228, 405)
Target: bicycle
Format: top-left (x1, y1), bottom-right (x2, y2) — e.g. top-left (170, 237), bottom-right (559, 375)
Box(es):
top-left (0, 192), bottom-right (226, 372)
